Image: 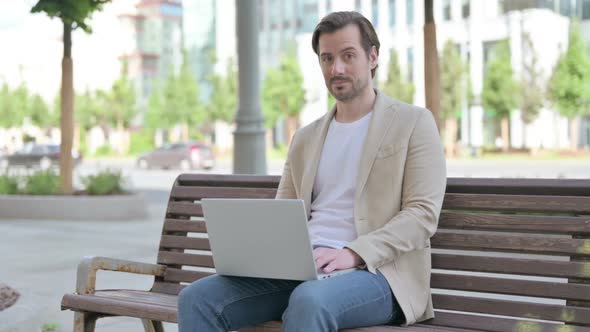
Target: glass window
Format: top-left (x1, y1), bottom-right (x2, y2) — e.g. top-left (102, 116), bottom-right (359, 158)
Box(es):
top-left (583, 0), bottom-right (590, 19)
top-left (462, 0), bottom-right (470, 18)
top-left (327, 0), bottom-right (332, 12)
top-left (443, 0), bottom-right (451, 20)
top-left (406, 0), bottom-right (414, 25)
top-left (372, 0), bottom-right (379, 25)
top-left (560, 0), bottom-right (572, 17)
top-left (389, 0), bottom-right (396, 27)
top-left (355, 0), bottom-right (362, 12)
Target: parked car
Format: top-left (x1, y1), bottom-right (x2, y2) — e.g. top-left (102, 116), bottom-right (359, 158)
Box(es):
top-left (136, 141), bottom-right (215, 170)
top-left (0, 143), bottom-right (82, 170)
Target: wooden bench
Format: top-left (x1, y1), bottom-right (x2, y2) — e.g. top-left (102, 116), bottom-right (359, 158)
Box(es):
top-left (62, 174), bottom-right (590, 332)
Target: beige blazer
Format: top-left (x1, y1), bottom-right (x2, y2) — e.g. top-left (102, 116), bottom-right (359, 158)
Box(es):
top-left (276, 90), bottom-right (447, 325)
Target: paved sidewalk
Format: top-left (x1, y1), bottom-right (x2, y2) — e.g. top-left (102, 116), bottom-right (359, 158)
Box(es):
top-left (0, 201), bottom-right (178, 332)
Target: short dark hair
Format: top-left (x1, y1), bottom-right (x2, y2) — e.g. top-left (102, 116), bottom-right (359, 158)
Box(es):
top-left (311, 11), bottom-right (380, 77)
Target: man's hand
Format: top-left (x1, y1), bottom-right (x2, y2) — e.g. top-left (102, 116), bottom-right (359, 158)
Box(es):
top-left (313, 247), bottom-right (364, 273)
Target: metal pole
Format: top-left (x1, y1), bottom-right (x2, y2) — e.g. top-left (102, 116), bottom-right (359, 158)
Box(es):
top-left (234, 0), bottom-right (267, 174)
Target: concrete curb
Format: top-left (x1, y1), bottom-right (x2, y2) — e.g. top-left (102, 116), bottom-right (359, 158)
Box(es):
top-left (0, 193), bottom-right (148, 221)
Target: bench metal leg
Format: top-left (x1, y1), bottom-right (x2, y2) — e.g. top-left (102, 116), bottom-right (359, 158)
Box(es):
top-left (142, 319), bottom-right (165, 332)
top-left (74, 312), bottom-right (98, 332)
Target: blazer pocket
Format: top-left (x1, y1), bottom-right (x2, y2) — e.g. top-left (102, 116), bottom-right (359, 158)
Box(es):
top-left (376, 143), bottom-right (407, 159)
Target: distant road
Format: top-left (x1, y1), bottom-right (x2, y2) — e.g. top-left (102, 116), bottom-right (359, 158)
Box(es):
top-left (76, 157), bottom-right (590, 192)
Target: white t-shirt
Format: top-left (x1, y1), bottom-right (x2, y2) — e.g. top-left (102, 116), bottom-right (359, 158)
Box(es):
top-left (309, 112), bottom-right (372, 248)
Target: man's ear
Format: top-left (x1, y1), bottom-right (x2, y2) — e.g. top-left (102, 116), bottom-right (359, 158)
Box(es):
top-left (370, 46), bottom-right (378, 69)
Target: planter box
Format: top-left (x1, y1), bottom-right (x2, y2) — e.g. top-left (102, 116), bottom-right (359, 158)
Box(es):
top-left (0, 193), bottom-right (147, 221)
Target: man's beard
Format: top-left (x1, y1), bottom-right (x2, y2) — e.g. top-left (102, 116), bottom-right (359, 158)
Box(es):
top-left (328, 75), bottom-right (369, 102)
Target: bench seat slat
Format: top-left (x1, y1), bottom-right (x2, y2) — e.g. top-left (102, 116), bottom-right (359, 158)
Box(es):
top-left (152, 281), bottom-right (185, 295)
top-left (431, 273), bottom-right (590, 301)
top-left (439, 212), bottom-right (590, 235)
top-left (157, 251), bottom-right (214, 268)
top-left (443, 193), bottom-right (590, 214)
top-left (431, 233), bottom-right (590, 256)
top-left (163, 218), bottom-right (207, 233)
top-left (422, 311), bottom-right (590, 332)
top-left (171, 186), bottom-right (277, 200)
top-left (61, 291), bottom-right (177, 323)
top-left (160, 235), bottom-right (210, 251)
top-left (432, 254), bottom-right (590, 280)
top-left (246, 320), bottom-right (482, 332)
top-left (164, 268), bottom-right (214, 283)
top-left (167, 202), bottom-right (203, 217)
top-left (432, 294), bottom-right (590, 325)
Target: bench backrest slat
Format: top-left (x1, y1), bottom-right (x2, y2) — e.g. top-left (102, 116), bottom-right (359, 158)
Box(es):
top-left (431, 273), bottom-right (590, 301)
top-left (431, 232), bottom-right (590, 256)
top-left (440, 212), bottom-right (590, 235)
top-left (432, 294), bottom-right (590, 325)
top-left (432, 253), bottom-right (590, 280)
top-left (443, 193), bottom-right (590, 214)
top-left (154, 175), bottom-right (590, 327)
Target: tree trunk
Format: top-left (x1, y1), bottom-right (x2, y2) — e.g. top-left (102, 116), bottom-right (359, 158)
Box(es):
top-left (424, 0), bottom-right (441, 132)
top-left (444, 117), bottom-right (458, 158)
top-left (181, 123), bottom-right (189, 142)
top-left (117, 120), bottom-right (125, 155)
top-left (501, 117), bottom-right (510, 152)
top-left (570, 117), bottom-right (580, 152)
top-left (60, 22), bottom-right (74, 194)
top-left (285, 116), bottom-right (299, 147)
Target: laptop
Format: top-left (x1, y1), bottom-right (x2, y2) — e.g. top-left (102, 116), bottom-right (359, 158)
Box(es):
top-left (201, 198), bottom-right (356, 281)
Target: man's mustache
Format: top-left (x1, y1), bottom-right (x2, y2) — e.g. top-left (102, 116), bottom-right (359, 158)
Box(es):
top-left (330, 76), bottom-right (352, 84)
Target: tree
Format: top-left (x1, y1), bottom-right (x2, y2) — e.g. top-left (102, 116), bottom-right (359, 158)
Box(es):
top-left (261, 53), bottom-right (306, 147)
top-left (207, 59), bottom-right (237, 124)
top-left (102, 60), bottom-right (137, 154)
top-left (177, 51), bottom-right (204, 141)
top-left (381, 49), bottom-right (415, 104)
top-left (28, 94), bottom-right (51, 129)
top-left (31, 0), bottom-right (110, 194)
top-left (159, 52), bottom-right (204, 142)
top-left (520, 33), bottom-right (545, 149)
top-left (145, 81), bottom-right (169, 131)
top-left (548, 20), bottom-right (590, 151)
top-left (440, 40), bottom-right (467, 158)
top-left (0, 83), bottom-right (18, 128)
top-left (482, 40), bottom-right (520, 152)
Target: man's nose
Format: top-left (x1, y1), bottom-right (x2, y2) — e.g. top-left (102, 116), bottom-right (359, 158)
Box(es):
top-left (331, 57), bottom-right (345, 76)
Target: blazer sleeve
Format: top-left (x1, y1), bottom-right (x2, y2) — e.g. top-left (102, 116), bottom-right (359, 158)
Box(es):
top-left (347, 109), bottom-right (447, 273)
top-left (275, 132), bottom-right (298, 200)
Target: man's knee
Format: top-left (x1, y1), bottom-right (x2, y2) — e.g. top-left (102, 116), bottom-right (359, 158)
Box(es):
top-left (284, 282), bottom-right (334, 317)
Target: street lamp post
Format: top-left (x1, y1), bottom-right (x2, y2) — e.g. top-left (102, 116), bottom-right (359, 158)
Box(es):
top-left (233, 0), bottom-right (267, 174)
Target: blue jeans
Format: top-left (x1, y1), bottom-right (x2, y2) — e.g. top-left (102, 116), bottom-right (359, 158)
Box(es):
top-left (177, 270), bottom-right (403, 332)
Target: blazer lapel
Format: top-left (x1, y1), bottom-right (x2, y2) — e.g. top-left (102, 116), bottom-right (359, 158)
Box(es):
top-left (300, 105), bottom-right (337, 219)
top-left (355, 91), bottom-right (397, 201)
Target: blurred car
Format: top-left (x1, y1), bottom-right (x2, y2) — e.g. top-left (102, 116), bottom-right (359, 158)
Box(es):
top-left (0, 143), bottom-right (82, 170)
top-left (136, 141), bottom-right (215, 170)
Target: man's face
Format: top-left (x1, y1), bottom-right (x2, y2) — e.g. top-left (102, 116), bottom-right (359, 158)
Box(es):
top-left (317, 24), bottom-right (377, 102)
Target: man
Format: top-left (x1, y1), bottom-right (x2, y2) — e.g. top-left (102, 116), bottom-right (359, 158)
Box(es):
top-left (178, 11), bottom-right (446, 331)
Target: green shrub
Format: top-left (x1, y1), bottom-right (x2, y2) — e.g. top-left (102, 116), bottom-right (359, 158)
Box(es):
top-left (22, 170), bottom-right (60, 195)
top-left (129, 130), bottom-right (155, 156)
top-left (0, 174), bottom-right (19, 195)
top-left (81, 169), bottom-right (126, 195)
top-left (93, 144), bottom-right (115, 157)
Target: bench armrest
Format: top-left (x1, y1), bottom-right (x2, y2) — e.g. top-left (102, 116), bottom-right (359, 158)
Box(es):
top-left (76, 256), bottom-right (166, 295)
